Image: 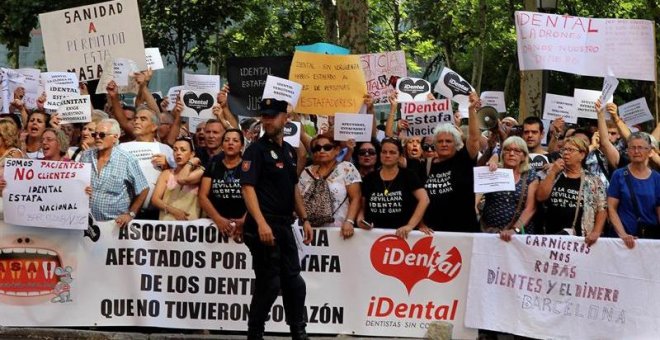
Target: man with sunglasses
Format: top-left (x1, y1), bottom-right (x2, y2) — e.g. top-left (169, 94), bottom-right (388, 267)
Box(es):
top-left (80, 119), bottom-right (149, 227)
top-left (240, 98), bottom-right (313, 340)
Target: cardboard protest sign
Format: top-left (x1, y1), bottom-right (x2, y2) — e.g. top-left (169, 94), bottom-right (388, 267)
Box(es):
top-left (401, 99), bottom-right (453, 138)
top-left (262, 75), bottom-right (302, 108)
top-left (574, 88), bottom-right (612, 119)
top-left (434, 67), bottom-right (474, 109)
top-left (619, 98), bottom-right (653, 126)
top-left (396, 77), bottom-right (431, 102)
top-left (359, 50), bottom-right (407, 104)
top-left (295, 42), bottom-right (350, 55)
top-left (333, 113), bottom-right (373, 142)
top-left (480, 91), bottom-right (506, 113)
top-left (180, 90), bottom-right (216, 119)
top-left (39, 0), bottom-right (146, 81)
top-left (57, 95), bottom-right (92, 124)
top-left (226, 56), bottom-right (293, 117)
top-left (184, 73), bottom-right (220, 93)
top-left (289, 51), bottom-right (367, 115)
top-left (145, 47), bottom-right (164, 70)
top-left (3, 158), bottom-right (91, 230)
top-left (42, 72), bottom-right (80, 109)
top-left (515, 11), bottom-right (655, 81)
top-left (543, 94), bottom-right (577, 124)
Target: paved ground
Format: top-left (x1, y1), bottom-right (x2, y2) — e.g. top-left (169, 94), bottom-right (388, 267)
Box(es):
top-left (0, 327), bottom-right (429, 339)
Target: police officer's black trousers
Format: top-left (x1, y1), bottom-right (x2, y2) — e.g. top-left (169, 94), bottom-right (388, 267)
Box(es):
top-left (244, 218), bottom-right (306, 337)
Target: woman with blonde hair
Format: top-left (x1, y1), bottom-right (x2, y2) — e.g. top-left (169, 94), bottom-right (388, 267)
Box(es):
top-left (536, 136), bottom-right (607, 245)
top-left (481, 136), bottom-right (539, 240)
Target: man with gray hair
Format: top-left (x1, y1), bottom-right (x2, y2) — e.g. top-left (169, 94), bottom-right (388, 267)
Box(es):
top-left (80, 118), bottom-right (149, 226)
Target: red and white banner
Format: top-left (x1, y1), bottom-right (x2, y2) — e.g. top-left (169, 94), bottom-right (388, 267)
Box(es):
top-left (515, 11), bottom-right (655, 81)
top-left (0, 220), bottom-right (477, 339)
top-left (466, 234), bottom-right (660, 339)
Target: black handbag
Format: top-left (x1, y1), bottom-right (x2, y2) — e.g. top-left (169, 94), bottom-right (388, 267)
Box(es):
top-left (623, 169), bottom-right (660, 239)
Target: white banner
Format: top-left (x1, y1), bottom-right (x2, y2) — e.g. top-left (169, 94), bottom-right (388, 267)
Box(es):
top-left (39, 0), bottom-right (146, 81)
top-left (466, 234), bottom-right (660, 339)
top-left (359, 50), bottom-right (408, 104)
top-left (515, 11), bottom-right (655, 81)
top-left (401, 99), bottom-right (453, 138)
top-left (2, 159), bottom-right (90, 230)
top-left (0, 221), bottom-right (477, 339)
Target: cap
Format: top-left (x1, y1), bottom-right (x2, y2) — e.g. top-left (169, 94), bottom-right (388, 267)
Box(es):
top-left (259, 98), bottom-right (288, 116)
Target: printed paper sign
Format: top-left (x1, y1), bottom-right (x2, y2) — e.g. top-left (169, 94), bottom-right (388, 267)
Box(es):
top-left (333, 113), bottom-right (373, 142)
top-left (42, 72), bottom-right (80, 109)
top-left (118, 141), bottom-right (163, 209)
top-left (515, 11), bottom-right (655, 81)
top-left (543, 94), bottom-right (577, 124)
top-left (599, 76), bottom-right (618, 106)
top-left (574, 88), bottom-right (612, 119)
top-left (359, 50), bottom-right (407, 104)
top-left (180, 90), bottom-right (216, 119)
top-left (3, 68), bottom-right (41, 110)
top-left (166, 86), bottom-right (184, 111)
top-left (226, 56), bottom-right (293, 117)
top-left (95, 58), bottom-right (140, 94)
top-left (284, 121), bottom-right (301, 148)
top-left (295, 42), bottom-right (350, 55)
top-left (473, 167), bottom-right (515, 193)
top-left (112, 58), bottom-right (138, 87)
top-left (480, 91), bottom-right (506, 113)
top-left (145, 47), bottom-right (164, 70)
top-left (396, 77), bottom-right (431, 102)
top-left (434, 67), bottom-right (474, 108)
top-left (57, 95), bottom-right (91, 124)
top-left (39, 0), bottom-right (146, 81)
top-left (466, 235), bottom-right (660, 339)
top-left (401, 99), bottom-right (453, 138)
top-left (619, 98), bottom-right (653, 126)
top-left (289, 51), bottom-right (367, 115)
top-left (3, 158), bottom-right (91, 229)
top-left (184, 73), bottom-right (220, 93)
top-left (262, 75), bottom-right (302, 108)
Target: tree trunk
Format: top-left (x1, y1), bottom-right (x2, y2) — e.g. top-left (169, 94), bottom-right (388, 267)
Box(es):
top-left (320, 0), bottom-right (338, 44)
top-left (503, 63), bottom-right (515, 108)
top-left (11, 41), bottom-right (19, 69)
top-left (518, 0), bottom-right (543, 120)
top-left (337, 0), bottom-right (369, 53)
top-left (392, 0), bottom-right (401, 50)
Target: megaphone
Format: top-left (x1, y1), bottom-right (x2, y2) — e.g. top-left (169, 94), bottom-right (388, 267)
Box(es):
top-left (477, 106), bottom-right (499, 130)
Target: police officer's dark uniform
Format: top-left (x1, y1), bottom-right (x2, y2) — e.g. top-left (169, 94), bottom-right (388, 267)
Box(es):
top-left (240, 98), bottom-right (308, 340)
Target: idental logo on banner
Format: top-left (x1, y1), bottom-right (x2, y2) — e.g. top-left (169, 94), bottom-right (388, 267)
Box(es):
top-left (370, 235), bottom-right (462, 294)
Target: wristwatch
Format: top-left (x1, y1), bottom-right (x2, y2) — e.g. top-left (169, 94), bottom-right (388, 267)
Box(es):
top-left (128, 211), bottom-right (136, 218)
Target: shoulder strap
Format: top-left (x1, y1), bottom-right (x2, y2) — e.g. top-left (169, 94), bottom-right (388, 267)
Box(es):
top-left (570, 171), bottom-right (585, 234)
top-left (623, 169), bottom-right (642, 221)
top-left (506, 173), bottom-right (529, 229)
top-left (425, 157), bottom-right (433, 176)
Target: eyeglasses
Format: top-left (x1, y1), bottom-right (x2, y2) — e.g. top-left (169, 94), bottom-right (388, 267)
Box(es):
top-left (628, 146), bottom-right (651, 152)
top-left (312, 144), bottom-right (334, 153)
top-left (358, 149), bottom-right (376, 156)
top-left (502, 147), bottom-right (523, 155)
top-left (91, 132), bottom-right (115, 139)
top-left (422, 144), bottom-right (435, 152)
top-left (560, 147), bottom-right (581, 154)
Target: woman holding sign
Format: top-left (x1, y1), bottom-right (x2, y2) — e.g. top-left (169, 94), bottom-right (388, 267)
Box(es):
top-left (536, 136), bottom-right (606, 245)
top-left (359, 137), bottom-right (430, 238)
top-left (607, 132), bottom-right (660, 248)
top-left (40, 128), bottom-right (70, 162)
top-left (22, 110), bottom-right (50, 159)
top-left (151, 137), bottom-right (203, 221)
top-left (480, 136), bottom-right (539, 239)
top-left (419, 93), bottom-right (481, 233)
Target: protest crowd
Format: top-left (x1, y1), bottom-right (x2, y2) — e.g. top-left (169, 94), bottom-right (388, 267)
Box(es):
top-left (0, 1), bottom-right (658, 339)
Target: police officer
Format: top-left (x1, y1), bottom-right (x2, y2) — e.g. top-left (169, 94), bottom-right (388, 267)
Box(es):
top-left (240, 98), bottom-right (313, 340)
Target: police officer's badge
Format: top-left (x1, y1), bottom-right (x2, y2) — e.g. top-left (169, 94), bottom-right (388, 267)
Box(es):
top-left (270, 150), bottom-right (278, 159)
top-left (241, 161), bottom-right (251, 171)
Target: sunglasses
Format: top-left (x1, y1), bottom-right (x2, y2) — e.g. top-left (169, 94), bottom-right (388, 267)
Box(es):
top-left (91, 132), bottom-right (115, 139)
top-left (422, 143), bottom-right (435, 152)
top-left (312, 144), bottom-right (334, 153)
top-left (358, 149), bottom-right (377, 156)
